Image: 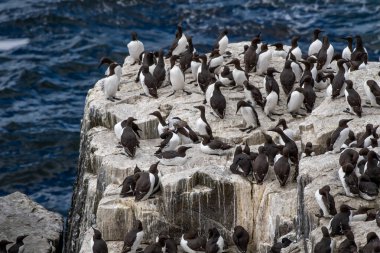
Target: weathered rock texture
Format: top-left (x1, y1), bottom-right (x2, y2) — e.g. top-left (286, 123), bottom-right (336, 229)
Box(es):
top-left (0, 192), bottom-right (63, 253)
top-left (65, 41), bottom-right (380, 252)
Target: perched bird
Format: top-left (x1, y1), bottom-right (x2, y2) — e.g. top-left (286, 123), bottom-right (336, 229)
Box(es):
top-left (359, 174), bottom-right (379, 200)
top-left (153, 49), bottom-right (166, 88)
top-left (315, 185), bottom-right (337, 218)
top-left (200, 135), bottom-right (232, 156)
top-left (275, 118), bottom-right (295, 145)
top-left (98, 57), bottom-right (122, 82)
top-left (264, 67), bottom-right (280, 97)
top-left (228, 58), bottom-right (248, 88)
top-left (364, 150), bottom-right (380, 186)
top-left (114, 118), bottom-right (142, 141)
top-left (233, 226), bottom-right (249, 253)
top-left (122, 220), bottom-right (144, 253)
top-left (308, 28), bottom-right (323, 56)
top-left (273, 146), bottom-right (291, 186)
top-left (217, 66), bottom-right (235, 86)
top-left (363, 80), bottom-right (380, 107)
top-left (299, 57), bottom-right (316, 87)
top-left (155, 146), bottom-right (192, 166)
top-left (208, 49), bottom-right (224, 74)
top-left (120, 117), bottom-right (140, 158)
top-left (91, 228), bottom-right (108, 253)
top-left (351, 35), bottom-right (368, 62)
top-left (213, 29), bottom-right (229, 55)
top-left (302, 75), bottom-right (316, 113)
top-left (206, 81), bottom-right (226, 119)
top-left (230, 146), bottom-right (253, 177)
top-left (139, 65), bottom-right (158, 98)
top-left (252, 146), bottom-right (269, 184)
top-left (357, 124), bottom-right (374, 148)
top-left (168, 55), bottom-right (191, 97)
top-left (326, 119), bottom-right (352, 153)
top-left (206, 228), bottom-right (224, 253)
top-left (302, 142), bottom-right (315, 158)
top-left (167, 23), bottom-right (188, 58)
top-left (341, 36), bottom-right (353, 60)
top-left (360, 232), bottom-right (380, 253)
top-left (120, 165), bottom-right (141, 197)
top-left (286, 36), bottom-right (302, 61)
top-left (179, 36), bottom-right (195, 73)
top-left (180, 230), bottom-right (206, 253)
top-left (331, 59), bottom-right (349, 99)
top-left (134, 162), bottom-right (160, 201)
top-left (338, 163), bottom-right (359, 197)
top-left (339, 148), bottom-right (359, 167)
top-left (256, 44), bottom-right (272, 75)
top-left (194, 105), bottom-right (213, 139)
top-left (190, 53), bottom-right (202, 83)
top-left (243, 80), bottom-right (264, 109)
top-left (144, 235), bottom-right (167, 253)
top-left (236, 100), bottom-right (260, 133)
top-left (102, 63), bottom-right (121, 102)
top-left (271, 42), bottom-right (287, 59)
top-left (314, 226), bottom-right (335, 253)
top-left (127, 32), bottom-right (144, 65)
top-left (316, 36), bottom-right (334, 70)
top-left (329, 204), bottom-right (356, 237)
top-left (270, 238), bottom-right (292, 253)
top-left (149, 111), bottom-right (169, 136)
top-left (244, 37), bottom-right (260, 72)
top-left (264, 77), bottom-right (281, 121)
top-left (287, 87), bottom-right (305, 118)
top-left (344, 80), bottom-right (362, 117)
top-left (0, 240), bottom-right (13, 253)
top-left (155, 130), bottom-right (181, 153)
top-left (197, 54), bottom-right (214, 93)
top-left (337, 230), bottom-right (357, 253)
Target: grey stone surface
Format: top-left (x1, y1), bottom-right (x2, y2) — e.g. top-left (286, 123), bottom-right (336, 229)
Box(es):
top-left (0, 192), bottom-right (63, 253)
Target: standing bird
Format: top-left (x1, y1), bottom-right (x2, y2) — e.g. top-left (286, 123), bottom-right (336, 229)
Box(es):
top-left (213, 29), bottom-right (229, 55)
top-left (264, 78), bottom-right (280, 121)
top-left (228, 58), bottom-right (249, 88)
top-left (244, 37), bottom-right (261, 72)
top-left (119, 165), bottom-right (141, 197)
top-left (363, 80), bottom-right (380, 107)
top-left (263, 133), bottom-right (281, 166)
top-left (236, 100), bottom-right (260, 133)
top-left (252, 146), bottom-right (269, 184)
top-left (344, 80), bottom-right (362, 117)
top-left (361, 232), bottom-right (380, 253)
top-left (134, 162), bottom-right (160, 201)
top-left (270, 238), bottom-right (292, 253)
top-left (208, 49), bottom-right (224, 74)
top-left (359, 174), bottom-right (379, 200)
top-left (8, 236), bottom-right (28, 253)
top-left (149, 111), bottom-right (169, 136)
top-left (256, 44), bottom-right (272, 75)
top-left (206, 81), bottom-right (226, 119)
top-left (98, 57), bottom-right (122, 81)
top-left (326, 119), bottom-right (352, 153)
top-left (190, 53), bottom-right (202, 84)
top-left (144, 235), bottom-right (167, 253)
top-left (230, 146), bottom-right (253, 177)
top-left (302, 76), bottom-right (317, 113)
top-left (91, 228), bottom-right (108, 253)
top-left (315, 185), bottom-right (337, 218)
top-left (122, 220), bottom-right (144, 253)
top-left (139, 65), bottom-right (158, 98)
top-left (287, 87), bottom-right (305, 117)
top-left (0, 240), bottom-right (13, 253)
top-left (127, 32), bottom-right (144, 65)
top-left (316, 36), bottom-right (334, 71)
top-left (308, 28), bottom-right (323, 56)
top-left (168, 55), bottom-right (191, 97)
top-left (217, 66), bottom-right (235, 86)
top-left (114, 118), bottom-right (142, 141)
top-left (155, 146), bottom-right (192, 166)
top-left (276, 118), bottom-right (295, 145)
top-left (337, 230), bottom-right (357, 253)
top-left (200, 135), bottom-right (232, 156)
top-left (341, 36), bottom-right (353, 60)
top-left (194, 105), bottom-right (213, 139)
top-left (329, 204), bottom-right (356, 237)
top-left (197, 54), bottom-right (214, 93)
top-left (338, 163), bottom-right (359, 197)
top-left (206, 228), bottom-right (224, 253)
top-left (121, 117), bottom-right (140, 158)
top-left (280, 60), bottom-right (296, 95)
top-left (155, 130), bottom-right (181, 153)
top-left (314, 226), bottom-right (335, 253)
top-left (103, 63), bottom-right (121, 102)
top-left (271, 42), bottom-right (287, 59)
top-left (364, 150), bottom-right (380, 186)
top-left (264, 67), bottom-right (280, 97)
top-left (273, 146), bottom-right (291, 186)
top-left (153, 49), bottom-right (166, 88)
top-left (351, 35), bottom-right (368, 62)
top-left (179, 36), bottom-right (194, 73)
top-left (302, 142), bottom-right (315, 158)
top-left (233, 226), bottom-right (249, 253)
top-left (180, 230), bottom-right (207, 253)
top-left (286, 36), bottom-right (302, 61)
top-left (331, 59), bottom-right (349, 99)
top-left (167, 23), bottom-right (188, 58)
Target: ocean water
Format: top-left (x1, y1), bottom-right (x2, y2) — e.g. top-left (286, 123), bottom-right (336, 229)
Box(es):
top-left (0, 0), bottom-right (379, 216)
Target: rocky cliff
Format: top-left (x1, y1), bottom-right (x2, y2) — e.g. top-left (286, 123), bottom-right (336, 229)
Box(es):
top-left (65, 42), bottom-right (380, 252)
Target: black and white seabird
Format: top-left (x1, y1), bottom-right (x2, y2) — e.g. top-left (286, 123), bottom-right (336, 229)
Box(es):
top-left (98, 57), bottom-right (122, 83)
top-left (329, 204), bottom-right (355, 237)
top-left (308, 28), bottom-right (323, 56)
top-left (326, 119), bottom-right (352, 153)
top-left (114, 118), bottom-right (142, 141)
top-left (280, 60), bottom-right (296, 95)
top-left (180, 230), bottom-right (206, 253)
top-left (299, 58), bottom-right (315, 87)
top-left (270, 238), bottom-right (292, 253)
top-left (364, 150), bottom-right (380, 186)
top-left (264, 76), bottom-right (281, 121)
top-left (213, 29), bottom-right (229, 55)
top-left (120, 165), bottom-right (141, 197)
top-left (351, 35), bottom-right (368, 62)
top-left (359, 174), bottom-right (379, 200)
top-left (134, 162), bottom-right (160, 201)
top-left (206, 81), bottom-right (226, 119)
top-left (339, 148), bottom-right (359, 167)
top-left (263, 67), bottom-right (280, 97)
top-left (357, 124), bottom-right (373, 148)
top-left (331, 59), bottom-right (349, 99)
top-left (0, 240), bottom-right (13, 253)
top-left (287, 87), bottom-right (305, 117)
top-left (286, 36), bottom-right (302, 61)
top-left (262, 133), bottom-right (282, 166)
top-left (233, 226), bottom-right (249, 253)
top-left (228, 58), bottom-right (248, 88)
top-left (136, 52), bottom-right (157, 81)
top-left (206, 228), bottom-right (224, 253)
top-left (338, 163), bottom-right (359, 197)
top-left (236, 100), bottom-right (260, 133)
top-left (120, 117), bottom-right (140, 158)
top-left (167, 22), bottom-right (188, 58)
top-left (8, 236), bottom-right (27, 253)
top-left (273, 146), bottom-right (291, 186)
top-left (91, 228), bottom-right (108, 253)
top-left (179, 36), bottom-right (194, 73)
top-left (243, 80), bottom-right (264, 109)
top-left (155, 146), bottom-right (191, 166)
top-left (144, 235), bottom-right (167, 253)
top-left (101, 63), bottom-right (121, 102)
top-left (363, 80), bottom-right (380, 107)
top-left (168, 55), bottom-right (191, 97)
top-left (149, 162), bottom-right (161, 195)
top-left (341, 36), bottom-right (353, 60)
top-left (194, 105), bottom-right (213, 139)
top-left (344, 80), bottom-right (362, 117)
top-left (197, 54), bottom-right (214, 93)
top-left (314, 226), bottom-right (335, 253)
top-left (173, 121), bottom-right (199, 145)
top-left (244, 37), bottom-right (260, 72)
top-left (275, 119), bottom-right (295, 145)
top-left (301, 142), bottom-right (315, 158)
top-left (155, 130), bottom-right (181, 153)
top-left (208, 49), bottom-right (224, 74)
top-left (302, 76), bottom-right (316, 113)
top-left (316, 36), bottom-right (334, 71)
top-left (190, 53), bottom-right (201, 84)
top-left (252, 146), bottom-right (269, 184)
top-left (271, 42), bottom-right (287, 59)
top-left (153, 49), bottom-right (166, 88)
top-left (230, 146), bottom-right (253, 177)
top-left (361, 232), bottom-right (380, 253)
top-left (217, 66), bottom-right (235, 86)
top-left (122, 220), bottom-right (144, 253)
top-left (139, 65), bottom-right (158, 98)
top-left (315, 71), bottom-right (334, 91)
top-left (363, 125), bottom-right (379, 148)
top-left (256, 44), bottom-right (272, 75)
top-left (127, 32), bottom-right (144, 65)
top-left (315, 185), bottom-right (337, 218)
top-left (337, 230), bottom-right (357, 253)
top-left (200, 135), bottom-right (232, 156)
top-left (149, 111), bottom-right (169, 136)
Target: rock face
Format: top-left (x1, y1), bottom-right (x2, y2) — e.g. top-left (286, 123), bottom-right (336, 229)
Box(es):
top-left (65, 41), bottom-right (380, 252)
top-left (0, 192), bottom-right (63, 253)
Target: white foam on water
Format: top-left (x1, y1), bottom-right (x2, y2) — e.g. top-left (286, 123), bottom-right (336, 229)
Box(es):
top-left (0, 38), bottom-right (30, 51)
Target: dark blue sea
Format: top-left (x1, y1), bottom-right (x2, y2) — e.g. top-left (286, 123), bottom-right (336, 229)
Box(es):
top-left (1, 0), bottom-right (379, 216)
